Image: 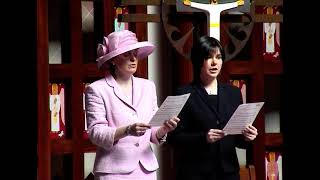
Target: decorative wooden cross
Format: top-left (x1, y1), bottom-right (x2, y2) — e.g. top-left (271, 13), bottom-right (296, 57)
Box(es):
top-left (116, 0), bottom-right (283, 61)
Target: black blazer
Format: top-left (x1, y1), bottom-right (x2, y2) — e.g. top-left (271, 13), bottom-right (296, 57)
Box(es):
top-left (167, 82), bottom-right (250, 178)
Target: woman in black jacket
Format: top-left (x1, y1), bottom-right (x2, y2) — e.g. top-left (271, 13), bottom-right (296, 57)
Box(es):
top-left (167, 36), bottom-right (258, 180)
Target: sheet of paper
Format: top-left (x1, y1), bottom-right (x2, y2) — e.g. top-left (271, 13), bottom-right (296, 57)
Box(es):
top-left (149, 93), bottom-right (191, 126)
top-left (223, 102), bottom-right (264, 135)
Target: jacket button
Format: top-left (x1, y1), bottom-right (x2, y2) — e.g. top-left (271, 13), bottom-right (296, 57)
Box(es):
top-left (134, 143), bottom-right (139, 147)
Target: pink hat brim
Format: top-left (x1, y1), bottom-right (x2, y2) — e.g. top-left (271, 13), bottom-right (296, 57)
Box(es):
top-left (96, 41), bottom-right (155, 69)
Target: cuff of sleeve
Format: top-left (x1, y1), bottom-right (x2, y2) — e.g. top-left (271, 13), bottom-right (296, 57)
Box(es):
top-left (88, 126), bottom-right (117, 151)
top-left (151, 126), bottom-right (161, 145)
top-left (103, 127), bottom-right (117, 150)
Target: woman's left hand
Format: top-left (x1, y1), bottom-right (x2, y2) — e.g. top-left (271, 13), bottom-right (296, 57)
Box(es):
top-left (242, 125), bottom-right (258, 141)
top-left (163, 117), bottom-right (180, 133)
top-left (157, 117), bottom-right (180, 138)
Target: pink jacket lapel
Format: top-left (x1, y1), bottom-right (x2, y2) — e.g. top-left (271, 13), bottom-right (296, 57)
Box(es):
top-left (105, 73), bottom-right (138, 111)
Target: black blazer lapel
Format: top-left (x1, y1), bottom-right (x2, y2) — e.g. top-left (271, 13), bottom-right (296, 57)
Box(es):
top-left (192, 83), bottom-right (223, 124)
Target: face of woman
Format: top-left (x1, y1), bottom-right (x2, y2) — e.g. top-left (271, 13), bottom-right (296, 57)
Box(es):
top-left (113, 49), bottom-right (139, 77)
top-left (200, 47), bottom-right (223, 81)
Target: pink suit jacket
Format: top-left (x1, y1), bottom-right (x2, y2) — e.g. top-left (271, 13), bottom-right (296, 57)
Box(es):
top-left (85, 73), bottom-right (161, 174)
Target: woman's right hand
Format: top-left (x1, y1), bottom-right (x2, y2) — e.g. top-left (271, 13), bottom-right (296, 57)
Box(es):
top-left (127, 123), bottom-right (151, 136)
top-left (206, 129), bottom-right (226, 143)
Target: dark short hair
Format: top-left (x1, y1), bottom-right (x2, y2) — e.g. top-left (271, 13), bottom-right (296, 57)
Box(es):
top-left (191, 36), bottom-right (225, 83)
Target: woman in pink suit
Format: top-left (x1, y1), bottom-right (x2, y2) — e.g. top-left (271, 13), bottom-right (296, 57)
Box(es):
top-left (84, 30), bottom-right (180, 180)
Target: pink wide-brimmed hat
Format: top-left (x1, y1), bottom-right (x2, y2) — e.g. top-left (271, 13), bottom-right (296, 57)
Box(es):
top-left (96, 30), bottom-right (155, 69)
